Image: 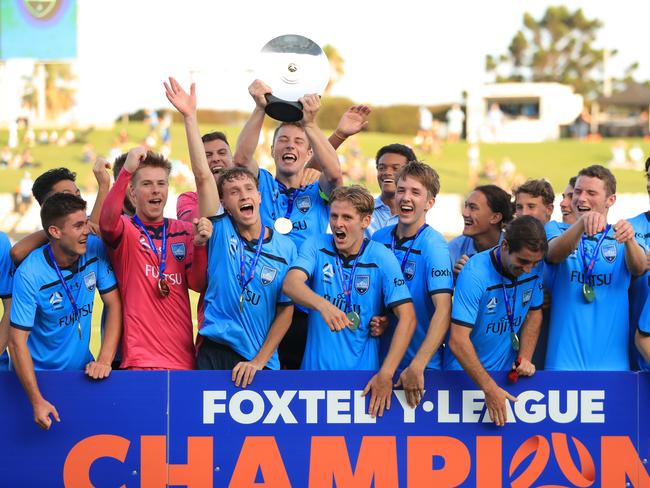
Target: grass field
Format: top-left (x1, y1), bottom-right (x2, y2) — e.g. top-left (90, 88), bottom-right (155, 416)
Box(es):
top-left (1, 124), bottom-right (649, 195)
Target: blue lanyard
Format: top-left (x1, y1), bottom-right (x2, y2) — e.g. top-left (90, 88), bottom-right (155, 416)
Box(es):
top-left (46, 245), bottom-right (82, 340)
top-left (390, 224), bottom-right (428, 272)
top-left (238, 225), bottom-right (266, 291)
top-left (495, 247), bottom-right (517, 336)
top-left (333, 238), bottom-right (368, 313)
top-left (276, 181), bottom-right (300, 219)
top-left (578, 225), bottom-right (611, 283)
top-left (133, 216), bottom-right (167, 276)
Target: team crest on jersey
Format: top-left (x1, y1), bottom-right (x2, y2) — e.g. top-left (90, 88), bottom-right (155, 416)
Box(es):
top-left (403, 260), bottom-right (416, 281)
top-left (322, 263), bottom-right (334, 284)
top-left (84, 272), bottom-right (96, 292)
top-left (296, 195), bottom-right (312, 214)
top-left (49, 291), bottom-right (63, 311)
top-left (229, 236), bottom-right (238, 256)
top-left (260, 265), bottom-right (277, 285)
top-left (171, 243), bottom-right (186, 262)
top-left (355, 275), bottom-right (370, 295)
top-left (486, 296), bottom-right (497, 314)
top-left (522, 288), bottom-right (533, 306)
top-left (601, 242), bottom-right (617, 263)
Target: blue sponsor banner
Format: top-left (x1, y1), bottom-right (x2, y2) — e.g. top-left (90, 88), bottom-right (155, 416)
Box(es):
top-left (0, 371), bottom-right (648, 487)
top-left (0, 0), bottom-right (77, 60)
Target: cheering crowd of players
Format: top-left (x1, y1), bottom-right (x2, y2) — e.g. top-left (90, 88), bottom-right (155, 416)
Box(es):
top-left (1, 78), bottom-right (649, 429)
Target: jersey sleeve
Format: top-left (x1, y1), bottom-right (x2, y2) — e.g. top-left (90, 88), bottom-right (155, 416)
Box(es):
top-left (91, 236), bottom-right (118, 294)
top-left (529, 265), bottom-right (545, 310)
top-left (545, 220), bottom-right (562, 241)
top-left (451, 260), bottom-right (484, 328)
top-left (426, 236), bottom-right (454, 296)
top-left (290, 237), bottom-right (318, 279)
top-left (100, 168), bottom-right (131, 247)
top-left (380, 249), bottom-right (412, 310)
top-left (9, 266), bottom-right (37, 331)
top-left (0, 233), bottom-right (13, 298)
top-left (177, 192), bottom-right (199, 223)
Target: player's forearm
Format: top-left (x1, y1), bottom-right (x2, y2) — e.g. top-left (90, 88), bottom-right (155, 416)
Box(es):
top-left (0, 299), bottom-right (10, 355)
top-left (233, 106), bottom-right (264, 172)
top-left (306, 132), bottom-right (347, 171)
top-left (410, 296), bottom-right (451, 370)
top-left (8, 333), bottom-right (44, 406)
top-left (546, 219), bottom-right (584, 263)
top-left (518, 309), bottom-right (542, 362)
top-left (10, 231), bottom-right (48, 266)
top-left (183, 113), bottom-right (220, 217)
top-left (448, 325), bottom-right (497, 394)
top-left (635, 330), bottom-right (650, 364)
top-left (303, 122), bottom-right (342, 195)
top-left (624, 240), bottom-right (646, 276)
top-left (380, 304), bottom-right (416, 376)
top-left (100, 169), bottom-right (130, 245)
top-left (282, 273), bottom-right (325, 312)
top-left (96, 294), bottom-right (122, 366)
top-left (89, 180), bottom-right (110, 226)
top-left (253, 305), bottom-right (293, 366)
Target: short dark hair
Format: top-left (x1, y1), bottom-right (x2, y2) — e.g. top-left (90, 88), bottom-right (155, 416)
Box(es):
top-left (504, 215), bottom-right (548, 254)
top-left (330, 185), bottom-right (374, 216)
top-left (41, 193), bottom-right (87, 238)
top-left (375, 144), bottom-right (417, 167)
top-left (131, 151), bottom-right (172, 183)
top-left (577, 164), bottom-right (616, 196)
top-left (514, 179), bottom-right (555, 206)
top-left (217, 167), bottom-right (258, 197)
top-left (397, 161), bottom-right (441, 197)
top-left (474, 184), bottom-right (513, 227)
top-left (32, 167), bottom-right (77, 205)
top-left (568, 175), bottom-right (577, 188)
top-left (112, 153), bottom-right (135, 215)
top-left (202, 131), bottom-right (230, 146)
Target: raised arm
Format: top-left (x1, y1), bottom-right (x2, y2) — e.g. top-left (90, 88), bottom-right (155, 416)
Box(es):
top-left (612, 219), bottom-right (647, 276)
top-left (232, 303), bottom-right (294, 388)
top-left (164, 77), bottom-right (220, 218)
top-left (86, 289), bottom-right (121, 380)
top-left (10, 231), bottom-right (48, 266)
top-left (299, 94), bottom-right (342, 196)
top-left (233, 80), bottom-right (271, 173)
top-left (546, 212), bottom-right (604, 263)
top-left (448, 323), bottom-right (517, 427)
top-left (89, 157), bottom-right (112, 228)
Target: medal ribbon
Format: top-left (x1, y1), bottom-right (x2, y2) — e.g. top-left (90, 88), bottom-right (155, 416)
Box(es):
top-left (333, 238), bottom-right (368, 313)
top-left (238, 225), bottom-right (266, 292)
top-left (133, 216), bottom-right (167, 278)
top-left (496, 247), bottom-right (518, 339)
top-left (46, 245), bottom-right (82, 340)
top-left (578, 225), bottom-right (611, 285)
top-left (276, 181), bottom-right (301, 219)
top-left (390, 224), bottom-right (428, 272)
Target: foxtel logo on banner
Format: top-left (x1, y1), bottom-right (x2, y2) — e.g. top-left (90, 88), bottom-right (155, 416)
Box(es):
top-left (202, 389), bottom-right (606, 425)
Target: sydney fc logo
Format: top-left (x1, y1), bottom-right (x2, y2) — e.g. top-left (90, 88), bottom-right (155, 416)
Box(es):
top-left (601, 242), bottom-right (617, 263)
top-left (229, 236), bottom-right (238, 256)
top-left (260, 265), bottom-right (277, 285)
top-left (171, 243), bottom-right (186, 262)
top-left (354, 275), bottom-right (370, 295)
top-left (23, 0), bottom-right (62, 21)
top-left (522, 288), bottom-right (533, 306)
top-left (296, 195), bottom-right (312, 214)
top-left (403, 260), bottom-right (416, 281)
top-left (49, 291), bottom-right (63, 311)
top-left (83, 272), bottom-right (96, 292)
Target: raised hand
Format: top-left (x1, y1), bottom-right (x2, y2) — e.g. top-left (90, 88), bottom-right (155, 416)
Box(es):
top-left (193, 217), bottom-right (213, 246)
top-left (164, 77), bottom-right (196, 118)
top-left (580, 211), bottom-right (607, 237)
top-left (336, 105), bottom-right (371, 138)
top-left (249, 79), bottom-right (272, 109)
top-left (299, 94), bottom-right (321, 126)
top-left (612, 219), bottom-right (635, 243)
top-left (92, 157), bottom-right (111, 188)
top-left (124, 146), bottom-right (147, 173)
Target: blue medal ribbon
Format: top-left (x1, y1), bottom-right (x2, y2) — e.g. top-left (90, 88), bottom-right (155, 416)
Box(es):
top-left (333, 238), bottom-right (368, 313)
top-left (496, 247), bottom-right (518, 350)
top-left (238, 225), bottom-right (266, 299)
top-left (390, 224), bottom-right (428, 272)
top-left (276, 181), bottom-right (301, 219)
top-left (46, 245), bottom-right (82, 340)
top-left (578, 225), bottom-right (611, 285)
top-left (133, 216), bottom-right (167, 278)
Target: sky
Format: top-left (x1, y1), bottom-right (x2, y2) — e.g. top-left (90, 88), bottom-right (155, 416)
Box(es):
top-left (39, 0), bottom-right (650, 123)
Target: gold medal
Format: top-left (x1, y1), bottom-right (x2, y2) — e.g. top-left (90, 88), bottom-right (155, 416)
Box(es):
top-left (347, 311), bottom-right (361, 331)
top-left (582, 283), bottom-right (595, 303)
top-left (158, 278), bottom-right (170, 298)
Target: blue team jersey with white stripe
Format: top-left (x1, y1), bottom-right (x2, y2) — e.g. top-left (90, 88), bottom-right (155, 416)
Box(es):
top-left (0, 232), bottom-right (13, 370)
top-left (9, 235), bottom-right (117, 371)
top-left (629, 212), bottom-right (650, 370)
top-left (445, 247), bottom-right (544, 371)
top-left (292, 235), bottom-right (412, 371)
top-left (373, 224), bottom-right (453, 370)
top-left (257, 168), bottom-right (330, 250)
top-left (199, 215), bottom-right (296, 370)
top-left (544, 221), bottom-right (632, 371)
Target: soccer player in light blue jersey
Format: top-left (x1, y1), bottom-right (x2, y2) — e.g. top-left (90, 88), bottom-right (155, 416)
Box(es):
top-left (545, 165), bottom-right (646, 371)
top-left (448, 185), bottom-right (512, 278)
top-left (0, 231), bottom-right (14, 370)
top-left (9, 193), bottom-right (122, 430)
top-left (283, 186), bottom-right (416, 417)
top-left (447, 216), bottom-right (547, 426)
top-left (165, 78), bottom-right (295, 386)
top-left (628, 157), bottom-right (650, 370)
top-left (372, 162), bottom-right (452, 408)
